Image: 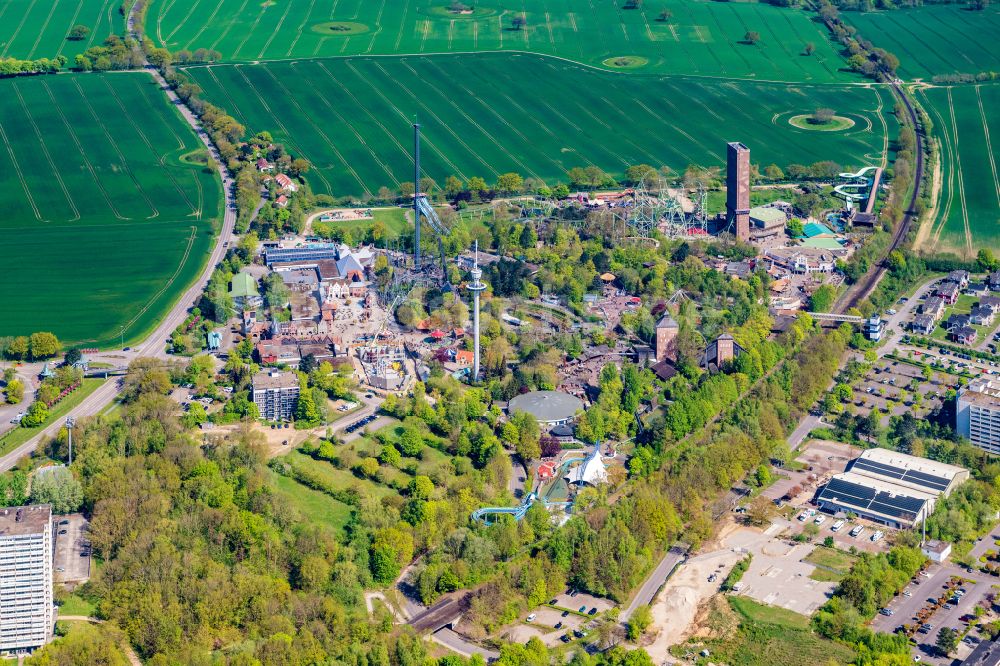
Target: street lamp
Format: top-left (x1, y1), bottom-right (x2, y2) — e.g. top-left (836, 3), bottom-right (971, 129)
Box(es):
top-left (65, 417), bottom-right (75, 466)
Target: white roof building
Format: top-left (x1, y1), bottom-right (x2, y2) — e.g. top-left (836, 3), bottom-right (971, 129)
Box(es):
top-left (564, 448), bottom-right (607, 486)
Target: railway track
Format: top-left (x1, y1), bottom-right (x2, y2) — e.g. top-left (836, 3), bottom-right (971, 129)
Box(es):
top-left (835, 82), bottom-right (926, 314)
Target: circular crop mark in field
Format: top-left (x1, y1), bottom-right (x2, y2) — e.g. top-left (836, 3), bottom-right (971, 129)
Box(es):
top-left (417, 5), bottom-right (498, 19)
top-left (310, 21), bottom-right (370, 36)
top-left (788, 114), bottom-right (856, 131)
top-left (601, 55), bottom-right (650, 70)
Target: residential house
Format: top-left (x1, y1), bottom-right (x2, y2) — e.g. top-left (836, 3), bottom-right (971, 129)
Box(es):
top-left (921, 297), bottom-right (946, 319)
top-left (937, 281), bottom-right (961, 305)
top-left (911, 314), bottom-right (935, 335)
top-left (275, 195), bottom-right (289, 208)
top-left (980, 296), bottom-right (1000, 314)
top-left (989, 271), bottom-right (1000, 291)
top-left (455, 350), bottom-right (474, 367)
top-left (947, 270), bottom-right (970, 289)
top-left (967, 282), bottom-right (989, 297)
top-left (971, 306), bottom-right (995, 326)
top-left (274, 173), bottom-right (299, 193)
top-left (951, 326), bottom-right (977, 345)
top-left (946, 313), bottom-right (972, 330)
top-left (256, 158), bottom-right (274, 173)
top-left (229, 271), bottom-right (262, 309)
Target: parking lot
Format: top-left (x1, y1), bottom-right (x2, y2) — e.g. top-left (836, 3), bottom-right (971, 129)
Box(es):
top-left (872, 561), bottom-right (994, 665)
top-left (846, 356), bottom-right (947, 427)
top-left (53, 513), bottom-right (91, 585)
top-left (507, 589), bottom-right (615, 647)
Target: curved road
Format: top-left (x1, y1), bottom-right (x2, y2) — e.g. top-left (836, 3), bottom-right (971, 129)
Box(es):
top-left (836, 82), bottom-right (925, 313)
top-left (0, 71), bottom-right (236, 473)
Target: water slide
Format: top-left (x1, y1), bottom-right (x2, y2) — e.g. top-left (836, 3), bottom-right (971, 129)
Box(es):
top-left (471, 452), bottom-right (590, 523)
top-left (834, 166), bottom-right (881, 208)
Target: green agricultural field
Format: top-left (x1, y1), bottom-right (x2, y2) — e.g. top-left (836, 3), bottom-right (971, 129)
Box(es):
top-left (842, 5), bottom-right (1000, 81)
top-left (917, 84), bottom-right (1000, 257)
top-left (187, 53), bottom-right (891, 198)
top-left (0, 73), bottom-right (221, 346)
top-left (152, 0), bottom-right (850, 81)
top-left (0, 0), bottom-right (125, 61)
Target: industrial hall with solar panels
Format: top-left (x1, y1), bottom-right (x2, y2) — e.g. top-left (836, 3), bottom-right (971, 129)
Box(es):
top-left (815, 448), bottom-right (969, 529)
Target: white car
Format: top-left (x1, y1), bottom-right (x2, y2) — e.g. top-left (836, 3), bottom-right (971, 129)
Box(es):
top-left (814, 515), bottom-right (827, 525)
top-left (526, 614), bottom-right (536, 623)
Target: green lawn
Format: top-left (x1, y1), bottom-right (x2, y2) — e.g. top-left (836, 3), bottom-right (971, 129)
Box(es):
top-left (918, 84), bottom-right (1000, 257)
top-left (56, 592), bottom-right (97, 617)
top-left (153, 0), bottom-right (851, 81)
top-left (684, 597), bottom-right (856, 666)
top-left (0, 73), bottom-right (222, 346)
top-left (269, 470), bottom-right (354, 536)
top-left (804, 546), bottom-right (858, 583)
top-left (0, 379), bottom-right (106, 457)
top-left (0, 0), bottom-right (125, 61)
top-left (187, 53), bottom-right (890, 198)
top-left (930, 294), bottom-right (993, 341)
top-left (842, 5), bottom-right (1000, 81)
top-left (282, 449), bottom-right (399, 499)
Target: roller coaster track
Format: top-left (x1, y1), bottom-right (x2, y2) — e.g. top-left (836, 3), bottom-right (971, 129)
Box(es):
top-left (835, 82), bottom-right (925, 314)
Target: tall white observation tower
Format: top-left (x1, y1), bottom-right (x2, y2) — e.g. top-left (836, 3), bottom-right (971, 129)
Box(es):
top-left (468, 241), bottom-right (487, 382)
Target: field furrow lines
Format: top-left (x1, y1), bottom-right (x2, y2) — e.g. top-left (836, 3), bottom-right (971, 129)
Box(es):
top-left (400, 60), bottom-right (544, 182)
top-left (55, 0), bottom-right (87, 57)
top-left (119, 226), bottom-right (198, 335)
top-left (210, 0), bottom-right (251, 56)
top-left (231, 65), bottom-right (337, 192)
top-left (975, 86), bottom-right (1000, 208)
top-left (182, 0), bottom-right (227, 51)
top-left (258, 0), bottom-right (296, 59)
top-left (0, 121), bottom-right (43, 222)
top-left (26, 0), bottom-right (60, 59)
top-left (164, 0), bottom-right (205, 44)
top-left (40, 80), bottom-right (125, 220)
top-left (101, 77), bottom-right (199, 216)
top-left (70, 78), bottom-right (160, 219)
top-left (12, 85), bottom-right (80, 222)
top-left (285, 0), bottom-right (317, 57)
top-left (351, 61), bottom-right (469, 180)
top-left (233, 4), bottom-right (271, 61)
top-left (272, 63), bottom-right (389, 192)
top-left (2, 0), bottom-right (39, 57)
top-left (945, 88), bottom-right (972, 255)
top-left (376, 61), bottom-right (497, 177)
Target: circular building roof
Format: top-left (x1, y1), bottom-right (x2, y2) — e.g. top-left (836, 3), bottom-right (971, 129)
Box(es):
top-left (508, 390), bottom-right (584, 423)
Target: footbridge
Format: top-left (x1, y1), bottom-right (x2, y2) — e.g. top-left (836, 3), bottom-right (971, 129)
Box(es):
top-left (807, 311), bottom-right (865, 324)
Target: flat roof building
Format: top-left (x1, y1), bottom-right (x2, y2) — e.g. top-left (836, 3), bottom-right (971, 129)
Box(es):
top-left (507, 390), bottom-right (583, 426)
top-left (251, 369), bottom-right (300, 422)
top-left (0, 505), bottom-right (53, 654)
top-left (957, 378), bottom-right (1000, 455)
top-left (815, 448), bottom-right (968, 529)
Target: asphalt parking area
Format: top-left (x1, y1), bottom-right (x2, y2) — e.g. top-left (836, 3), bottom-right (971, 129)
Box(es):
top-left (53, 513), bottom-right (90, 585)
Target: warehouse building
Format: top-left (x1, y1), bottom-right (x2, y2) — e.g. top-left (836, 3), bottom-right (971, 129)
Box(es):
top-left (0, 505), bottom-right (53, 654)
top-left (815, 448), bottom-right (968, 529)
top-left (957, 378), bottom-right (1000, 454)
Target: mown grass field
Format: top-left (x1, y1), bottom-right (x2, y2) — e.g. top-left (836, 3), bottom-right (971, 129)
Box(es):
top-left (0, 0), bottom-right (125, 60)
top-left (917, 84), bottom-right (1000, 256)
top-left (269, 470), bottom-right (354, 536)
top-left (804, 545), bottom-right (857, 582)
top-left (152, 0), bottom-right (850, 81)
top-left (843, 5), bottom-right (1000, 81)
top-left (187, 53), bottom-right (890, 198)
top-left (0, 73), bottom-right (221, 345)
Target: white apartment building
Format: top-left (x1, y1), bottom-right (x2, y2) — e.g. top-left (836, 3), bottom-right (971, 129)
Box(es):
top-left (251, 369), bottom-right (300, 421)
top-left (957, 378), bottom-right (1000, 454)
top-left (0, 505), bottom-right (53, 654)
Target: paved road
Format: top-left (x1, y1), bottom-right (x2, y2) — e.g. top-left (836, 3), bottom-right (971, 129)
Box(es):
top-left (620, 545), bottom-right (687, 623)
top-left (0, 67), bottom-right (235, 473)
top-left (432, 628), bottom-right (500, 660)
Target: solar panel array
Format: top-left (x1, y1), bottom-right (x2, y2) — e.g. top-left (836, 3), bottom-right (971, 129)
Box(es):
top-left (818, 477), bottom-right (927, 521)
top-left (851, 457), bottom-right (951, 492)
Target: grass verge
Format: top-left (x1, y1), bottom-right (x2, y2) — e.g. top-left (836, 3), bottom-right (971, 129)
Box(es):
top-left (0, 379), bottom-right (106, 457)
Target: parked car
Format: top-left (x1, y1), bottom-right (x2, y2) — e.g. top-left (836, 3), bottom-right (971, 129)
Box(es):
top-left (554, 622), bottom-right (562, 630)
top-left (561, 610), bottom-right (569, 617)
top-left (578, 606), bottom-right (587, 613)
top-left (526, 614), bottom-right (536, 623)
top-left (588, 608), bottom-right (597, 616)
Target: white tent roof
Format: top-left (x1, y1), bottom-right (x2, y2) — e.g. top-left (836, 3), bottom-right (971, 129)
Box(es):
top-left (564, 450), bottom-right (607, 486)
